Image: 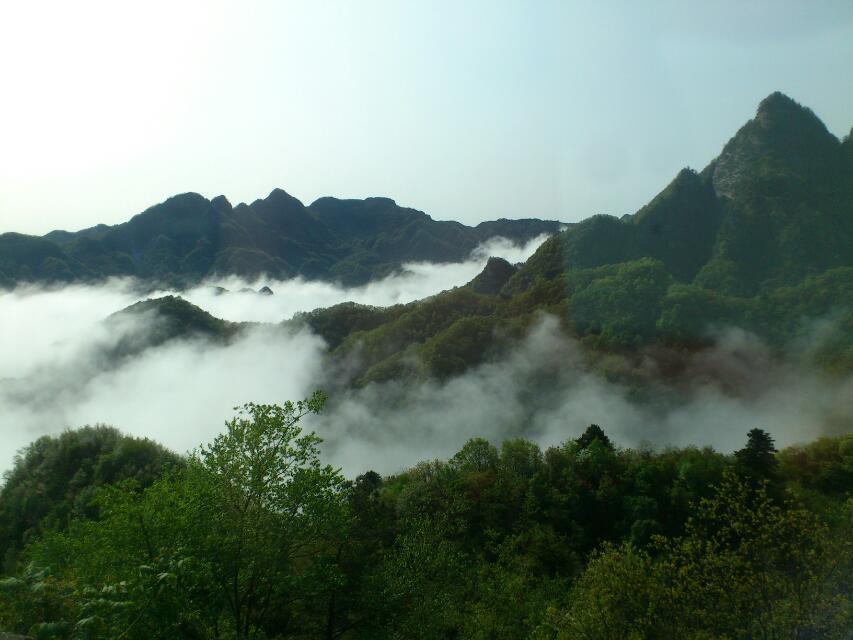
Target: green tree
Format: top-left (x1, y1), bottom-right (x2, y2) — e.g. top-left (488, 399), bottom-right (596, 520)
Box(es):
top-left (657, 472), bottom-right (851, 639)
top-left (188, 392), bottom-right (348, 638)
top-left (735, 428), bottom-right (778, 481)
top-left (539, 472), bottom-right (851, 640)
top-left (21, 393), bottom-right (348, 640)
top-left (576, 425), bottom-right (613, 451)
top-left (451, 438), bottom-right (499, 473)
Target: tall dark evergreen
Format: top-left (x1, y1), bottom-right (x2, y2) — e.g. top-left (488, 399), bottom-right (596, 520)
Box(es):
top-left (734, 427), bottom-right (779, 480)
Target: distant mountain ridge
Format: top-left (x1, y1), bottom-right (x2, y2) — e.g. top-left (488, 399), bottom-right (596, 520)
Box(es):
top-left (0, 192), bottom-right (563, 288)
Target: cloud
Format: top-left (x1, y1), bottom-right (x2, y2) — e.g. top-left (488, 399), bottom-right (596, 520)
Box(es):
top-left (148, 234), bottom-right (551, 323)
top-left (0, 236), bottom-right (546, 471)
top-left (1, 235), bottom-right (850, 479)
top-left (314, 316), bottom-right (853, 475)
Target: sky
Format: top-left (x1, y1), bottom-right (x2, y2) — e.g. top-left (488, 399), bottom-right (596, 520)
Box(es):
top-left (0, 0), bottom-right (851, 235)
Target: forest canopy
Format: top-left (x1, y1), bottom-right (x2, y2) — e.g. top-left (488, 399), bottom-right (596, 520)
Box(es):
top-left (1, 395), bottom-right (850, 639)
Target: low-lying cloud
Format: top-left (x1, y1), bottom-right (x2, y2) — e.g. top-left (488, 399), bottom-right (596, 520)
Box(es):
top-left (314, 316), bottom-right (853, 474)
top-left (1, 234), bottom-right (850, 478)
top-left (154, 234), bottom-right (552, 323)
top-left (0, 236), bottom-right (547, 471)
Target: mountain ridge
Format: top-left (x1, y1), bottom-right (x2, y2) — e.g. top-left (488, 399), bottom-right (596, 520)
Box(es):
top-left (504, 93), bottom-right (851, 298)
top-left (0, 191), bottom-right (564, 289)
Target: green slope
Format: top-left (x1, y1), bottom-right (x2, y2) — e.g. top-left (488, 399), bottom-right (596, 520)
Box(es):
top-left (299, 93), bottom-right (852, 383)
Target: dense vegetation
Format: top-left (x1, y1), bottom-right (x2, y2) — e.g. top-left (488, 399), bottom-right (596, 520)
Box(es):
top-left (0, 193), bottom-right (561, 288)
top-left (0, 396), bottom-right (849, 639)
top-left (0, 426), bottom-right (182, 572)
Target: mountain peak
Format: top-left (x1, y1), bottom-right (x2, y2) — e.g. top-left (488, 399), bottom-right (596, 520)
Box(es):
top-left (753, 91), bottom-right (827, 132)
top-left (467, 256), bottom-right (518, 295)
top-left (265, 187), bottom-right (303, 206)
top-left (709, 92), bottom-right (837, 200)
top-left (210, 195), bottom-right (232, 212)
top-left (757, 91), bottom-right (801, 115)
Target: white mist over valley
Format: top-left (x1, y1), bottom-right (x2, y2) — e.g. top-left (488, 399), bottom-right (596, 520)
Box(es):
top-left (2, 233), bottom-right (848, 477)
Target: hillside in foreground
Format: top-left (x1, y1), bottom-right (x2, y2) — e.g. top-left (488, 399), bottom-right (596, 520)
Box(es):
top-left (0, 401), bottom-right (849, 639)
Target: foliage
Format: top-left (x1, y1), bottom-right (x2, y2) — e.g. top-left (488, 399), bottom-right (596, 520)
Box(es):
top-left (0, 426), bottom-right (182, 572)
top-left (540, 472), bottom-right (852, 640)
top-left (2, 394), bottom-right (347, 639)
top-left (1, 420), bottom-right (851, 637)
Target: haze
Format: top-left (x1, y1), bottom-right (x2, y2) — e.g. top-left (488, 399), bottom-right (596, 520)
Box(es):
top-left (1, 0), bottom-right (851, 234)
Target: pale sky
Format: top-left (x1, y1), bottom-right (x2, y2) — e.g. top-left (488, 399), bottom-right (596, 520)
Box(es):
top-left (1, 0), bottom-right (851, 235)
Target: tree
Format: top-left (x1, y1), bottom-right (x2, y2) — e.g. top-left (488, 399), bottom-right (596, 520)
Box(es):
top-left (452, 438), bottom-right (499, 473)
top-left (535, 542), bottom-right (670, 640)
top-left (735, 428), bottom-right (778, 481)
top-left (576, 425), bottom-right (613, 451)
top-left (656, 472), bottom-right (850, 639)
top-left (22, 392), bottom-right (348, 640)
top-left (538, 472), bottom-right (851, 640)
top-left (189, 391), bottom-right (348, 638)
top-left (0, 425), bottom-right (181, 572)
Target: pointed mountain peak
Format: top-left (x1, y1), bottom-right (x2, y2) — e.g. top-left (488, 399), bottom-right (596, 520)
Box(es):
top-left (249, 188), bottom-right (305, 213)
top-left (753, 91), bottom-right (828, 133)
top-left (266, 187), bottom-right (302, 204)
top-left (710, 93), bottom-right (837, 199)
top-left (757, 91), bottom-right (801, 114)
top-left (467, 257), bottom-right (518, 295)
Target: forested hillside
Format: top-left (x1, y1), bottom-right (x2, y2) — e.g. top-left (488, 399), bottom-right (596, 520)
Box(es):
top-left (0, 397), bottom-right (849, 639)
top-left (294, 93), bottom-right (853, 385)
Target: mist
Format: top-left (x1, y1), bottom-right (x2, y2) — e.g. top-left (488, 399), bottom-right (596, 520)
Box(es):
top-left (1, 234), bottom-right (850, 477)
top-left (314, 316), bottom-right (853, 474)
top-left (154, 235), bottom-right (552, 323)
top-left (0, 235), bottom-right (546, 471)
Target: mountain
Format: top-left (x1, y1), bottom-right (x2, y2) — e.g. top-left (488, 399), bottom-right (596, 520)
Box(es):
top-left (0, 193), bottom-right (563, 289)
top-left (8, 93), bottom-right (850, 388)
top-left (505, 92), bottom-right (852, 297)
top-left (81, 94), bottom-right (850, 388)
top-left (294, 93), bottom-right (853, 384)
top-left (104, 295), bottom-right (246, 360)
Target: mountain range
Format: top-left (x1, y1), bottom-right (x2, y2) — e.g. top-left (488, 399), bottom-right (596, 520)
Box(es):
top-left (0, 192), bottom-right (562, 289)
top-left (3, 93), bottom-right (851, 386)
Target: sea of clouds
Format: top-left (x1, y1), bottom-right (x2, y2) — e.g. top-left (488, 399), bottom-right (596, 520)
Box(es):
top-left (1, 233), bottom-right (850, 477)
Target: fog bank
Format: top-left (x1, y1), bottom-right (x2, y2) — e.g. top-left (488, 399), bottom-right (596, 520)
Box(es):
top-left (1, 234), bottom-right (849, 477)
